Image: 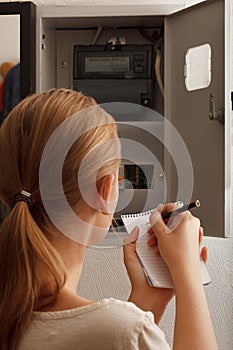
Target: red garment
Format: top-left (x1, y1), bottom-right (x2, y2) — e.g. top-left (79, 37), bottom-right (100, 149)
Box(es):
top-left (0, 78), bottom-right (5, 111)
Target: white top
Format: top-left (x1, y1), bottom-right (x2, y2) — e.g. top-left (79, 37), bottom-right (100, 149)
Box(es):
top-left (18, 298), bottom-right (171, 350)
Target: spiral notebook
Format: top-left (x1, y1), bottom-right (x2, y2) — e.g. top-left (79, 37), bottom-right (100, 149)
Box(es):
top-left (121, 210), bottom-right (211, 289)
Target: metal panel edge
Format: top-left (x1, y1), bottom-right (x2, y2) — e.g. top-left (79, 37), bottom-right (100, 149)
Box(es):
top-left (164, 16), bottom-right (172, 203)
top-left (224, 0), bottom-right (232, 237)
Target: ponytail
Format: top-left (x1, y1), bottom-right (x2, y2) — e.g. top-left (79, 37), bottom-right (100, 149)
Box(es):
top-left (0, 201), bottom-right (66, 349)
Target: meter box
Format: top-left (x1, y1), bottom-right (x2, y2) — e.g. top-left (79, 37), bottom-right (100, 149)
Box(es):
top-left (73, 44), bottom-right (155, 107)
top-left (73, 44), bottom-right (153, 79)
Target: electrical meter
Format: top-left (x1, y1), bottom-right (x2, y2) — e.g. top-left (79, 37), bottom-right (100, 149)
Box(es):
top-left (73, 44), bottom-right (155, 107)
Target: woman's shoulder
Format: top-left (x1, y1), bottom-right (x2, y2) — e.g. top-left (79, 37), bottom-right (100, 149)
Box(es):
top-left (103, 298), bottom-right (154, 324)
top-left (96, 298), bottom-right (170, 349)
top-left (32, 297), bottom-right (149, 323)
top-left (32, 297), bottom-right (161, 335)
top-left (20, 298), bottom-right (171, 350)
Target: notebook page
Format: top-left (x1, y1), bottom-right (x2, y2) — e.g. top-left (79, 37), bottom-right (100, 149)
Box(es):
top-left (121, 209), bottom-right (154, 238)
top-left (136, 233), bottom-right (174, 288)
top-left (136, 234), bottom-right (211, 288)
top-left (122, 211), bottom-right (211, 289)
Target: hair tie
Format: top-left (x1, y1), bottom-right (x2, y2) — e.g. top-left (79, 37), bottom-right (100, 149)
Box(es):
top-left (13, 190), bottom-right (35, 208)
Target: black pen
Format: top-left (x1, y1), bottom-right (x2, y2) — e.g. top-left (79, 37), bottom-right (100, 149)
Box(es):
top-left (162, 200), bottom-right (201, 220)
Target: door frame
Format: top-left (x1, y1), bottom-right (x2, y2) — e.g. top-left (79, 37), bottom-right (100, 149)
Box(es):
top-left (0, 1), bottom-right (36, 99)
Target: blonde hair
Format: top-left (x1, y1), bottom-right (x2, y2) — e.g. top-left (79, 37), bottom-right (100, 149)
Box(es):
top-left (0, 88), bottom-right (118, 349)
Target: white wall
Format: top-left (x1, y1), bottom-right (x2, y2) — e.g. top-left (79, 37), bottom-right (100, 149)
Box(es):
top-left (0, 15), bottom-right (20, 82)
top-left (77, 235), bottom-right (233, 349)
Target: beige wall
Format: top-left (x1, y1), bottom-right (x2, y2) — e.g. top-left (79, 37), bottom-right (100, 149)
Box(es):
top-left (0, 15), bottom-right (20, 82)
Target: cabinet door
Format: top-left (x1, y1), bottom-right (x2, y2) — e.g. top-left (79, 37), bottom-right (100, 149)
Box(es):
top-left (165, 0), bottom-right (230, 237)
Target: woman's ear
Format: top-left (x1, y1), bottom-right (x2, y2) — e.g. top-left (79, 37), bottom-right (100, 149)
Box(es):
top-left (97, 174), bottom-right (115, 204)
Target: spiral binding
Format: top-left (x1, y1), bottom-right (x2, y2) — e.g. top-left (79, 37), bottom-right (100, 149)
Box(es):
top-left (121, 201), bottom-right (184, 219)
top-left (121, 208), bottom-right (155, 219)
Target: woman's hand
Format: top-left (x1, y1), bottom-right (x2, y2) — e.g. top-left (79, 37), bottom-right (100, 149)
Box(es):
top-left (147, 203), bottom-right (207, 268)
top-left (147, 204), bottom-right (217, 350)
top-left (123, 227), bottom-right (174, 324)
top-left (123, 203), bottom-right (208, 324)
top-left (148, 203), bottom-right (206, 288)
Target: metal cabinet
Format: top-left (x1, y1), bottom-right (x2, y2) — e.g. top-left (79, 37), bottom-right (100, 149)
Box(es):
top-left (37, 0), bottom-right (232, 237)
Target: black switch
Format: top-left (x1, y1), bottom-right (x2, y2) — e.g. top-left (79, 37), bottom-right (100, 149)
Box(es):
top-left (231, 91), bottom-right (233, 111)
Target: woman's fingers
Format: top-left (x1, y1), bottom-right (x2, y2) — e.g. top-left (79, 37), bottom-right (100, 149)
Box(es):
top-left (124, 226), bottom-right (139, 245)
top-left (199, 227), bottom-right (208, 263)
top-left (123, 226), bottom-right (140, 263)
top-left (147, 202), bottom-right (182, 234)
top-left (148, 234), bottom-right (157, 247)
top-left (155, 245), bottom-right (160, 255)
top-left (199, 226), bottom-right (204, 244)
top-left (147, 226), bottom-right (154, 235)
top-left (200, 246), bottom-right (208, 264)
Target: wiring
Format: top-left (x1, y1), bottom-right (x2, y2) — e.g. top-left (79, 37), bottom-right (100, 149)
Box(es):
top-left (138, 27), bottom-right (164, 97)
top-left (91, 26), bottom-right (103, 45)
top-left (155, 48), bottom-right (164, 97)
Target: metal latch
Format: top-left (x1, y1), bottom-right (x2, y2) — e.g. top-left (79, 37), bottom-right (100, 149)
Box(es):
top-left (209, 93), bottom-right (224, 124)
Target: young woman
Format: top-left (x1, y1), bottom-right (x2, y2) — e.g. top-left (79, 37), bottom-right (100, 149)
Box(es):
top-left (0, 89), bottom-right (217, 350)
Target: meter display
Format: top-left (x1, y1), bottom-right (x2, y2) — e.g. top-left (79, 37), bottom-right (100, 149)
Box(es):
top-left (85, 56), bottom-right (130, 73)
